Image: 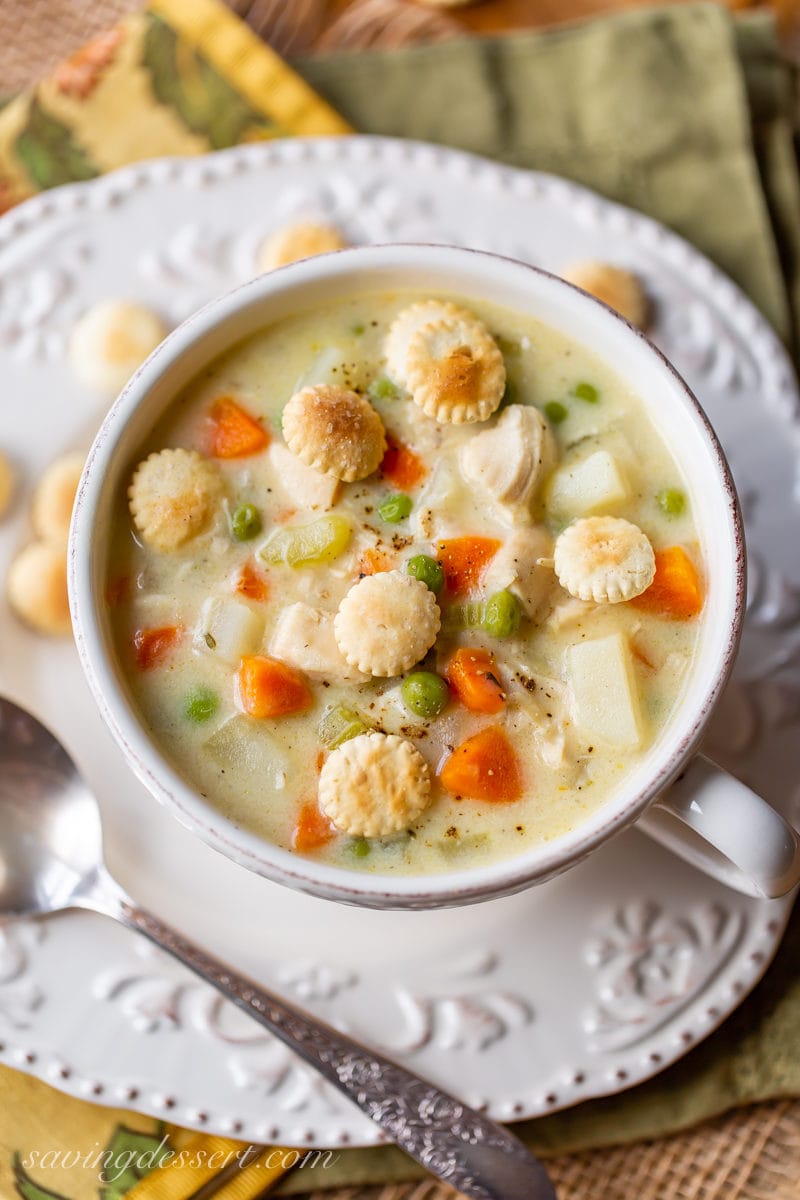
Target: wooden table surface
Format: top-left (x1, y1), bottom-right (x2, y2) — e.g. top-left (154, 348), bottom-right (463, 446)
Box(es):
top-left (323, 0), bottom-right (800, 40)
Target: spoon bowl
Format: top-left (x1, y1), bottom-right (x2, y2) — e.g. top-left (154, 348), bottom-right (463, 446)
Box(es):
top-left (0, 694), bottom-right (556, 1200)
top-left (0, 696), bottom-right (102, 917)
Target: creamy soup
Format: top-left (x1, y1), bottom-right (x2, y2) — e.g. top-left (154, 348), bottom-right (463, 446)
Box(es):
top-left (109, 293), bottom-right (704, 876)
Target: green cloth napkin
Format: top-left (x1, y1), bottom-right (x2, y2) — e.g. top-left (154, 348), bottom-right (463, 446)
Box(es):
top-left (299, 2), bottom-right (800, 353)
top-left (278, 5), bottom-right (800, 1188)
top-left (1, 6), bottom-right (798, 1196)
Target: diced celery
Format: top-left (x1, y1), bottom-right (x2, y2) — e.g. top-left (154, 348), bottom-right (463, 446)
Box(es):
top-left (368, 377), bottom-right (398, 401)
top-left (438, 833), bottom-right (491, 857)
top-left (442, 601), bottom-right (485, 632)
top-left (185, 687), bottom-right (219, 723)
top-left (318, 704), bottom-right (370, 749)
top-left (444, 594), bottom-right (522, 638)
top-left (260, 515), bottom-right (351, 567)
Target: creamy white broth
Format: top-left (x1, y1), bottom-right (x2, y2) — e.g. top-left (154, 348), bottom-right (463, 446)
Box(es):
top-left (109, 292), bottom-right (703, 875)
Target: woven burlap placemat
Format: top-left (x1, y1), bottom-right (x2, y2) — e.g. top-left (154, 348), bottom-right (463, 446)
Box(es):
top-left (3, 2), bottom-right (800, 1198)
top-left (295, 1099), bottom-right (800, 1200)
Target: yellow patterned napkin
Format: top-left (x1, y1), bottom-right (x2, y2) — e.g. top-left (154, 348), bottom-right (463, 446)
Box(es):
top-left (1, 1068), bottom-right (306, 1197)
top-left (0, 0), bottom-right (349, 214)
top-left (0, 3), bottom-right (347, 1195)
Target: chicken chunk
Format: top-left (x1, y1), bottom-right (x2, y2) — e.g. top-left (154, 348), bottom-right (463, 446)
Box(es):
top-left (482, 527), bottom-right (553, 618)
top-left (506, 704), bottom-right (569, 773)
top-left (459, 404), bottom-right (555, 524)
top-left (269, 601), bottom-right (366, 683)
top-left (266, 441), bottom-right (341, 511)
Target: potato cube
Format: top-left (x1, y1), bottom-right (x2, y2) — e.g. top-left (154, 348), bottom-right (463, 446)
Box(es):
top-left (267, 441), bottom-right (341, 511)
top-left (548, 450), bottom-right (628, 516)
top-left (195, 596), bottom-right (264, 665)
top-left (203, 715), bottom-right (287, 785)
top-left (567, 632), bottom-right (642, 747)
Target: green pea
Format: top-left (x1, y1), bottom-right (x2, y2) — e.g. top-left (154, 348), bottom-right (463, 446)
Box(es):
top-left (349, 838), bottom-right (371, 859)
top-left (406, 554), bottom-right (444, 594)
top-left (231, 502), bottom-right (262, 542)
top-left (572, 381), bottom-right (599, 404)
top-left (378, 493), bottom-right (412, 523)
top-left (368, 376), bottom-right (398, 401)
top-left (656, 488), bottom-right (686, 518)
top-left (482, 590), bottom-right (522, 639)
top-left (544, 400), bottom-right (568, 425)
top-left (401, 671), bottom-right (449, 719)
top-left (185, 686), bottom-right (219, 723)
top-left (352, 322), bottom-right (366, 336)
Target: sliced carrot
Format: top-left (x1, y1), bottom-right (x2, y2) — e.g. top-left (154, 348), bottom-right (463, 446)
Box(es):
top-left (237, 655), bottom-right (313, 719)
top-left (632, 546), bottom-right (704, 619)
top-left (133, 625), bottom-right (182, 670)
top-left (358, 546), bottom-right (396, 577)
top-left (446, 647), bottom-right (506, 714)
top-left (235, 561), bottom-right (270, 602)
top-left (380, 435), bottom-right (427, 490)
top-left (439, 726), bottom-right (522, 803)
top-left (292, 802), bottom-right (336, 853)
top-left (106, 574), bottom-right (130, 607)
top-left (206, 397), bottom-right (269, 459)
top-left (437, 537), bottom-right (501, 596)
top-left (631, 638), bottom-right (657, 671)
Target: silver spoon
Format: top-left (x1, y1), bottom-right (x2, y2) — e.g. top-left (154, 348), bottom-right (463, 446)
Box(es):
top-left (0, 696), bottom-right (556, 1200)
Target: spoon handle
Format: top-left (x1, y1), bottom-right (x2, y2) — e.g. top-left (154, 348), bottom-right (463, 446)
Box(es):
top-left (83, 872), bottom-right (554, 1200)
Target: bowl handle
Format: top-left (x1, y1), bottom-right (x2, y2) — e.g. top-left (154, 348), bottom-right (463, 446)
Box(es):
top-left (636, 756), bottom-right (800, 899)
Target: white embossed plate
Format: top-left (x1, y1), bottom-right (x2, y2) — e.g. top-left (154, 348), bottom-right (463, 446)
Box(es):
top-left (0, 138), bottom-right (798, 1147)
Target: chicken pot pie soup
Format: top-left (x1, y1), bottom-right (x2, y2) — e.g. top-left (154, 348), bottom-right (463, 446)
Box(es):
top-left (106, 290), bottom-right (708, 878)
